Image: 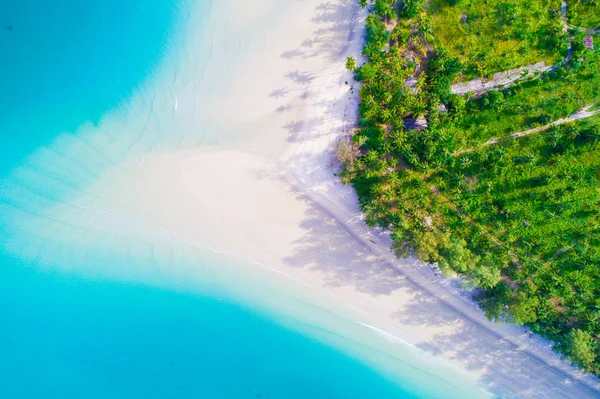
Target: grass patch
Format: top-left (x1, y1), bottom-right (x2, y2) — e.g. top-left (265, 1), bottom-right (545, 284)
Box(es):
top-left (444, 52), bottom-right (600, 148)
top-left (428, 0), bottom-right (566, 80)
top-left (568, 0), bottom-right (600, 30)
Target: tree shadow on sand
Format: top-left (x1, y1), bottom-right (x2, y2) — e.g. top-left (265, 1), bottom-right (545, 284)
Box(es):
top-left (269, 88), bottom-right (288, 98)
top-left (271, 0), bottom-right (362, 142)
top-left (285, 70), bottom-right (316, 85)
top-left (283, 203), bottom-right (406, 295)
top-left (269, 0), bottom-right (600, 397)
top-left (395, 292), bottom-right (600, 398)
top-left (281, 194), bottom-right (600, 399)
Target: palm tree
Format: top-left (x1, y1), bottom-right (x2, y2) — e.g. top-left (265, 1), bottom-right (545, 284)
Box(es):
top-left (345, 57), bottom-right (357, 72)
top-left (366, 149), bottom-right (380, 164)
top-left (387, 171), bottom-right (401, 186)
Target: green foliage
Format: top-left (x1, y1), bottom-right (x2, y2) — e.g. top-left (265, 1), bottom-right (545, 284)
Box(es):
top-left (510, 291), bottom-right (541, 324)
top-left (348, 0), bottom-right (600, 375)
top-left (427, 0), bottom-right (566, 79)
top-left (466, 258), bottom-right (502, 289)
top-left (568, 0), bottom-right (600, 29)
top-left (364, 14), bottom-right (389, 58)
top-left (428, 48), bottom-right (464, 102)
top-left (562, 329), bottom-right (598, 371)
top-left (374, 0), bottom-right (397, 20)
top-left (438, 237), bottom-right (479, 274)
top-left (346, 56), bottom-right (357, 71)
top-left (413, 230), bottom-right (451, 262)
top-left (448, 52), bottom-right (600, 148)
top-left (400, 0), bottom-right (426, 18)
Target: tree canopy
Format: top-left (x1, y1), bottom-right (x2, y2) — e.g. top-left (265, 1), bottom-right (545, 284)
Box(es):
top-left (346, 0), bottom-right (600, 374)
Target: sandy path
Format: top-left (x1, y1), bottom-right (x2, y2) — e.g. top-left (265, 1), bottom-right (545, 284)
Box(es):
top-left (451, 0), bottom-right (572, 97)
top-left (455, 105), bottom-right (600, 155)
top-left (451, 62), bottom-right (553, 96)
top-left (484, 105), bottom-right (600, 145)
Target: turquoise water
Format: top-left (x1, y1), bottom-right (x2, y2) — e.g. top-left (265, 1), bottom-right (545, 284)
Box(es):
top-left (0, 1), bottom-right (491, 398)
top-left (0, 0), bottom-right (180, 177)
top-left (0, 251), bottom-right (423, 398)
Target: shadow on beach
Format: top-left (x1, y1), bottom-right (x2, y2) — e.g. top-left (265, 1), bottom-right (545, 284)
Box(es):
top-left (271, 1), bottom-right (600, 398)
top-left (273, 0), bottom-right (361, 145)
top-left (282, 192), bottom-right (600, 399)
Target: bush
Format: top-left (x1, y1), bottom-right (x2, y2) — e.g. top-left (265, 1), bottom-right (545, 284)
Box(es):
top-left (562, 329), bottom-right (598, 372)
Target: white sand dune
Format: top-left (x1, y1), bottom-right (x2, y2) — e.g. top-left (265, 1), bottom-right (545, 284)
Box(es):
top-left (1, 0), bottom-right (600, 397)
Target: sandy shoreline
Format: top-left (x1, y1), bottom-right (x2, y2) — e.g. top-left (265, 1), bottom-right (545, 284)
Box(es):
top-left (212, 0), bottom-right (600, 397)
top-left (146, 0), bottom-right (600, 395)
top-left (1, 0), bottom-right (599, 397)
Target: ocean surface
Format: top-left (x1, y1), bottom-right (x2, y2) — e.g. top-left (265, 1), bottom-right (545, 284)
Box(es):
top-left (0, 250), bottom-right (437, 399)
top-left (0, 1), bottom-right (492, 398)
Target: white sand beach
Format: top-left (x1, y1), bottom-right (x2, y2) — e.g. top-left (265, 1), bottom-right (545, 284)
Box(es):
top-left (2, 0), bottom-right (600, 397)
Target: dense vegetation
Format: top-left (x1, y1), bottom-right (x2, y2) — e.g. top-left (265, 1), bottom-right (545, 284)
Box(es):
top-left (428, 0), bottom-right (566, 79)
top-left (442, 49), bottom-right (600, 148)
top-left (344, 0), bottom-right (600, 373)
top-left (568, 0), bottom-right (600, 29)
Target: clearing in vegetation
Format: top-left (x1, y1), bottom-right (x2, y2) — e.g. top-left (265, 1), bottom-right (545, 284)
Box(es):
top-left (445, 52), bottom-right (600, 149)
top-left (568, 0), bottom-right (600, 29)
top-left (427, 0), bottom-right (567, 80)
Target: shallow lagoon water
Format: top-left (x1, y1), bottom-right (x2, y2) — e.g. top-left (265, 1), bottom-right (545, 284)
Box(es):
top-left (0, 1), bottom-right (492, 397)
top-left (0, 0), bottom-right (183, 177)
top-left (1, 251), bottom-right (427, 398)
